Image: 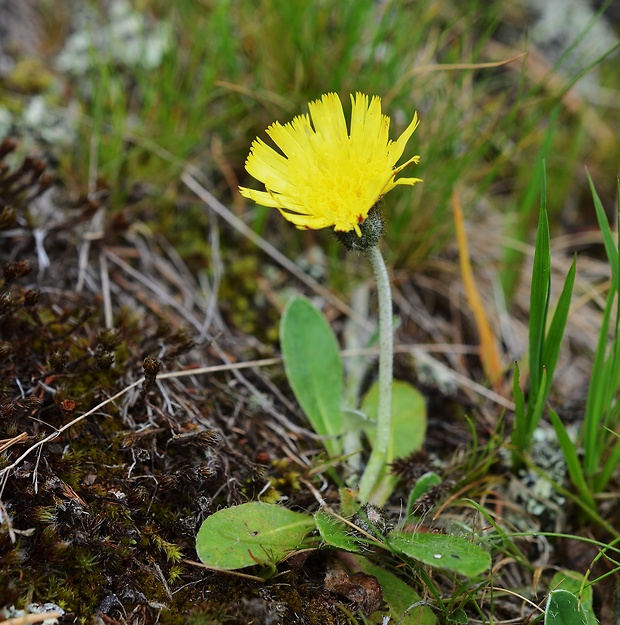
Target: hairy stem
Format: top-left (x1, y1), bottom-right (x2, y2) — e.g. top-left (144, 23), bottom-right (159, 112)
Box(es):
top-left (357, 245), bottom-right (393, 503)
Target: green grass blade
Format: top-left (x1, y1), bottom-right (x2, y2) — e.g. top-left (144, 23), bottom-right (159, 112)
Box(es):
top-left (529, 176), bottom-right (551, 417)
top-left (582, 176), bottom-right (620, 481)
top-left (511, 361), bottom-right (528, 461)
top-left (609, 179), bottom-right (620, 394)
top-left (596, 434), bottom-right (620, 493)
top-left (582, 292), bottom-right (614, 478)
top-left (588, 172), bottom-right (619, 289)
top-left (541, 255), bottom-right (577, 399)
top-left (548, 409), bottom-right (596, 511)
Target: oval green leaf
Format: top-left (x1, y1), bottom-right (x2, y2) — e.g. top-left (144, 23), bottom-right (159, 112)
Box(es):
top-left (545, 589), bottom-right (597, 625)
top-left (388, 531), bottom-right (490, 577)
top-left (196, 502), bottom-right (316, 570)
top-left (280, 296), bottom-right (344, 458)
top-left (549, 570), bottom-right (593, 605)
top-left (360, 379), bottom-right (426, 460)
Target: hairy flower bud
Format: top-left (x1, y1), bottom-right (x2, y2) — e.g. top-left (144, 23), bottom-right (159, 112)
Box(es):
top-left (334, 204), bottom-right (384, 251)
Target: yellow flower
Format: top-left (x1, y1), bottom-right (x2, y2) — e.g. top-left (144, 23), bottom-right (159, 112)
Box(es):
top-left (239, 92), bottom-right (421, 236)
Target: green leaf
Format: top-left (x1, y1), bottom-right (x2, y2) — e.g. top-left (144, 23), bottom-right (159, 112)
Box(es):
top-left (360, 380), bottom-right (427, 504)
top-left (280, 296), bottom-right (344, 457)
top-left (549, 409), bottom-right (596, 511)
top-left (388, 531), bottom-right (491, 577)
top-left (511, 361), bottom-right (528, 464)
top-left (582, 289), bottom-right (616, 477)
top-left (360, 380), bottom-right (426, 460)
top-left (549, 570), bottom-right (593, 605)
top-left (545, 589), bottom-right (598, 625)
top-left (447, 608), bottom-right (469, 624)
top-left (196, 502), bottom-right (316, 570)
top-left (315, 510), bottom-right (360, 553)
top-left (583, 175), bottom-right (620, 490)
top-left (529, 175), bottom-right (551, 404)
top-left (355, 557), bottom-right (438, 625)
top-left (588, 172), bottom-right (618, 289)
top-left (541, 254), bottom-right (576, 399)
top-left (598, 436), bottom-right (620, 493)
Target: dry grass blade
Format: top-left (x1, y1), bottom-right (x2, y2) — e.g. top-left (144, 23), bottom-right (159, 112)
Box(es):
top-left (182, 559), bottom-right (266, 582)
top-left (484, 40), bottom-right (616, 146)
top-left (0, 432), bottom-right (30, 454)
top-left (384, 51), bottom-right (527, 105)
top-left (181, 171), bottom-right (373, 331)
top-left (453, 192), bottom-right (503, 386)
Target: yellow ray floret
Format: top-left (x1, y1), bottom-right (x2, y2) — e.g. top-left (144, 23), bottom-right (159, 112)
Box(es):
top-left (239, 92), bottom-right (421, 235)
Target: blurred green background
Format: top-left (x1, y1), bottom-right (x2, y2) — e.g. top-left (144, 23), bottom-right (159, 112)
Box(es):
top-left (1, 0), bottom-right (618, 296)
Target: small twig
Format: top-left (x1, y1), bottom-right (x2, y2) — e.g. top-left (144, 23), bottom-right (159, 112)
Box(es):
top-left (32, 445), bottom-right (43, 494)
top-left (105, 248), bottom-right (204, 332)
top-left (157, 357), bottom-right (281, 380)
top-left (384, 52), bottom-right (527, 105)
top-left (152, 561), bottom-right (173, 600)
top-left (486, 586), bottom-right (545, 615)
top-left (76, 205), bottom-right (106, 293)
top-left (299, 477), bottom-right (328, 508)
top-left (100, 250), bottom-right (113, 329)
top-left (182, 559), bottom-right (265, 582)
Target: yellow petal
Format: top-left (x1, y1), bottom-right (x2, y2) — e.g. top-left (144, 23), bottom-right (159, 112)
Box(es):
top-left (388, 112), bottom-right (420, 166)
top-left (238, 92), bottom-right (421, 235)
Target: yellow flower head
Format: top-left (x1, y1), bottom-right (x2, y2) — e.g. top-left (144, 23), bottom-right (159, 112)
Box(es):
top-left (239, 92), bottom-right (421, 236)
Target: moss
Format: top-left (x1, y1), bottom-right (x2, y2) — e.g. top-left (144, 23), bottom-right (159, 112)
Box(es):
top-left (218, 251), bottom-right (280, 343)
top-left (0, 142), bottom-right (369, 624)
top-left (182, 567), bottom-right (348, 625)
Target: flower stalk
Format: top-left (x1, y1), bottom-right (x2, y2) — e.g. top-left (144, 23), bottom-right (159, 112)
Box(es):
top-left (357, 245), bottom-right (393, 503)
top-left (239, 92), bottom-right (421, 505)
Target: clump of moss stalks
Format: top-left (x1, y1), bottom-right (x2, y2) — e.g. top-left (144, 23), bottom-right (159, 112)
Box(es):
top-left (0, 140), bottom-right (352, 623)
